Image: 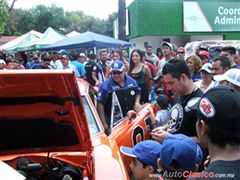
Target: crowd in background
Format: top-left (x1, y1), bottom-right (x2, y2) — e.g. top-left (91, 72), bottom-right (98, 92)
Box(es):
top-left (0, 41), bottom-right (240, 179)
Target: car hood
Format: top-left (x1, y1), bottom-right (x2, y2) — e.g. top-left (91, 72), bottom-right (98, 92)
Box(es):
top-left (0, 70), bottom-right (93, 155)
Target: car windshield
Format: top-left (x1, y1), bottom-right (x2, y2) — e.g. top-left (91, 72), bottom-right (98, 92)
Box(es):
top-left (81, 96), bottom-right (100, 135)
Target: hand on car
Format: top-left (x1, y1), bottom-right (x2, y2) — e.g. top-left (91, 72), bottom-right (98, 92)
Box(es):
top-left (151, 125), bottom-right (168, 133)
top-left (134, 102), bottom-right (142, 112)
top-left (102, 122), bottom-right (110, 135)
top-left (150, 128), bottom-right (172, 143)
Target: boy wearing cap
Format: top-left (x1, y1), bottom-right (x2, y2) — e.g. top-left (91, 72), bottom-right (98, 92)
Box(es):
top-left (120, 140), bottom-right (162, 180)
top-left (192, 85), bottom-right (240, 179)
top-left (97, 60), bottom-right (141, 133)
top-left (158, 134), bottom-right (203, 179)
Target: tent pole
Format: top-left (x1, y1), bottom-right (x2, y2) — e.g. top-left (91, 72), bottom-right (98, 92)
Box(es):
top-left (94, 46), bottom-right (96, 54)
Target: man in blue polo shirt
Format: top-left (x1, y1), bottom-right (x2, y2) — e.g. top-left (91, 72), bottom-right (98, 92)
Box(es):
top-left (97, 60), bottom-right (142, 132)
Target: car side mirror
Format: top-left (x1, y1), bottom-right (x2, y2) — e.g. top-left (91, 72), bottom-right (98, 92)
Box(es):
top-left (127, 110), bottom-right (137, 123)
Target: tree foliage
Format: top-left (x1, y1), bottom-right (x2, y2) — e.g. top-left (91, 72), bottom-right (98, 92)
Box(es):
top-left (3, 3), bottom-right (117, 37)
top-left (0, 0), bottom-right (9, 34)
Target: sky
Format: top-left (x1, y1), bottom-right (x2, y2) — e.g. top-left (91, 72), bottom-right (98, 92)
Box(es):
top-left (7, 0), bottom-right (134, 19)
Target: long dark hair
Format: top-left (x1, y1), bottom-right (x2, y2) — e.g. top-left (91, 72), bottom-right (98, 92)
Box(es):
top-left (129, 49), bottom-right (144, 74)
top-left (114, 49), bottom-right (123, 60)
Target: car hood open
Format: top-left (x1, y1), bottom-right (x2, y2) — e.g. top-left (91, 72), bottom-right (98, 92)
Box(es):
top-left (0, 70), bottom-right (93, 155)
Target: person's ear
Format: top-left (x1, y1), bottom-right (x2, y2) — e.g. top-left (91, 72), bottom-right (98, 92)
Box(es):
top-left (193, 164), bottom-right (199, 172)
top-left (157, 158), bottom-right (164, 172)
top-left (146, 165), bottom-right (155, 173)
top-left (180, 73), bottom-right (188, 83)
top-left (199, 120), bottom-right (208, 135)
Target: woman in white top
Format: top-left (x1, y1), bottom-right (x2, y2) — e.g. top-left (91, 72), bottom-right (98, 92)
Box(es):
top-left (194, 63), bottom-right (215, 92)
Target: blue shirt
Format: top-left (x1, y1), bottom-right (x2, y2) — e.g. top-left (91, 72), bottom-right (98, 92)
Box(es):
top-left (26, 61), bottom-right (33, 69)
top-left (97, 75), bottom-right (141, 124)
top-left (192, 72), bottom-right (201, 82)
top-left (71, 61), bottom-right (86, 77)
top-left (97, 75), bottom-right (141, 104)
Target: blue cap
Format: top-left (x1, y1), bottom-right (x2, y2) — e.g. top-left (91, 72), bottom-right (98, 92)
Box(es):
top-left (160, 134), bottom-right (200, 171)
top-left (196, 145), bottom-right (203, 165)
top-left (120, 140), bottom-right (162, 170)
top-left (58, 49), bottom-right (67, 55)
top-left (110, 60), bottom-right (124, 72)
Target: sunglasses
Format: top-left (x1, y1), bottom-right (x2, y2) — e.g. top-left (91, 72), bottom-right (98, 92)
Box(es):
top-left (111, 71), bottom-right (122, 75)
top-left (177, 52), bottom-right (185, 54)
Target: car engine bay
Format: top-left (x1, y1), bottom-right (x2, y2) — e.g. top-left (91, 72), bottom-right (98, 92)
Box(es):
top-left (4, 155), bottom-right (84, 180)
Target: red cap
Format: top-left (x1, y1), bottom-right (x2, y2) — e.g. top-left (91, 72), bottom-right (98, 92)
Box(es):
top-left (177, 47), bottom-right (185, 52)
top-left (199, 50), bottom-right (210, 59)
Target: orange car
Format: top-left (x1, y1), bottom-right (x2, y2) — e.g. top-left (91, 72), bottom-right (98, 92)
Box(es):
top-left (0, 70), bottom-right (154, 179)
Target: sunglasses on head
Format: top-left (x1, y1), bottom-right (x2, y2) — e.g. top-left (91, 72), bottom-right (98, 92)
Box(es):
top-left (111, 71), bottom-right (122, 75)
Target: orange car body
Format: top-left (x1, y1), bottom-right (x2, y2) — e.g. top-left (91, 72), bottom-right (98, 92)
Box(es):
top-left (0, 70), bottom-right (154, 179)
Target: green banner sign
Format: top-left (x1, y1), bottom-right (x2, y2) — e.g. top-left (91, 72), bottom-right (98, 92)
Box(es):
top-left (183, 2), bottom-right (240, 32)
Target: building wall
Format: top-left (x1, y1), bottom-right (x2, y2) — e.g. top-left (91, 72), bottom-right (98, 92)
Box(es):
top-left (130, 35), bottom-right (189, 50)
top-left (127, 0), bottom-right (240, 43)
top-left (190, 35), bottom-right (223, 41)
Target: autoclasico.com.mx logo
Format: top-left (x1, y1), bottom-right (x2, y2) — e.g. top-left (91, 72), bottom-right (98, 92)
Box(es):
top-left (149, 171), bottom-right (235, 179)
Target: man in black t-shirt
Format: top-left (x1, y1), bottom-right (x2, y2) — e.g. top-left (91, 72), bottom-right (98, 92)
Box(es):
top-left (151, 59), bottom-right (203, 143)
top-left (85, 54), bottom-right (98, 86)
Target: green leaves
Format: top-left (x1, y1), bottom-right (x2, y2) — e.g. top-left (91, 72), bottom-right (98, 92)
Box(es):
top-left (0, 0), bottom-right (9, 34)
top-left (3, 3), bottom-right (117, 37)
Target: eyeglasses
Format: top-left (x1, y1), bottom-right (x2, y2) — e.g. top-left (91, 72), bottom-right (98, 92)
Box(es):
top-left (111, 71), bottom-right (122, 75)
top-left (177, 52), bottom-right (185, 54)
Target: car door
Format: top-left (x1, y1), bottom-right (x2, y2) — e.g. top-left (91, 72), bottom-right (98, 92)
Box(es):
top-left (108, 93), bottom-right (154, 174)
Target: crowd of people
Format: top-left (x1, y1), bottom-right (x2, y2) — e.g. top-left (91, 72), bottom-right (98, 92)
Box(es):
top-left (0, 41), bottom-right (240, 179)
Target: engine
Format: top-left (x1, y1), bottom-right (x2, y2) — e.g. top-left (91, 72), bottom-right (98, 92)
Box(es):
top-left (6, 157), bottom-right (84, 180)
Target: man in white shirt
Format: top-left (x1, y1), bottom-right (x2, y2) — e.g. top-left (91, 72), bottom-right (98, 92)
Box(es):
top-left (60, 55), bottom-right (80, 78)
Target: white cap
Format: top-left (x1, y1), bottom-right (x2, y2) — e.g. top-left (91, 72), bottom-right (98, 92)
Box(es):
top-left (214, 68), bottom-right (240, 87)
top-left (200, 63), bottom-right (213, 74)
top-left (0, 59), bottom-right (6, 64)
top-left (79, 53), bottom-right (86, 57)
top-left (161, 41), bottom-right (173, 50)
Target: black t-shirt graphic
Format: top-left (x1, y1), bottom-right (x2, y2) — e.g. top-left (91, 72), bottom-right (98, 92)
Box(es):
top-left (167, 87), bottom-right (203, 137)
